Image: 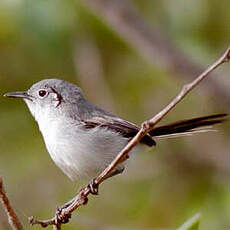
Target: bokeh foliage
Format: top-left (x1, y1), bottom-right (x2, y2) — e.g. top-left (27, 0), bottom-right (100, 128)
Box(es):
top-left (0, 0), bottom-right (230, 229)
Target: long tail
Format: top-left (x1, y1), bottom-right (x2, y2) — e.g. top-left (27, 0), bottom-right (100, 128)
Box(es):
top-left (149, 113), bottom-right (228, 139)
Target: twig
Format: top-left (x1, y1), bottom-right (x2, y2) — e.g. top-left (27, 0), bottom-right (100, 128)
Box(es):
top-left (0, 177), bottom-right (24, 230)
top-left (79, 0), bottom-right (230, 111)
top-left (29, 46), bottom-right (230, 228)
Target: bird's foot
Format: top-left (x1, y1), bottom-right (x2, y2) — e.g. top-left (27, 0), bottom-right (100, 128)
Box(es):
top-left (87, 178), bottom-right (99, 195)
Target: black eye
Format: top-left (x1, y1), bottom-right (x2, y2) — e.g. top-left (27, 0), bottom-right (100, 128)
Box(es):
top-left (38, 90), bottom-right (48, 98)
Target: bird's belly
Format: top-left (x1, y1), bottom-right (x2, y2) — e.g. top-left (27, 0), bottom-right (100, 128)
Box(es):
top-left (42, 125), bottom-right (128, 181)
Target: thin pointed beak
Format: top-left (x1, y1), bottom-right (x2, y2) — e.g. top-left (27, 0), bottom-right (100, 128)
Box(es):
top-left (4, 91), bottom-right (33, 101)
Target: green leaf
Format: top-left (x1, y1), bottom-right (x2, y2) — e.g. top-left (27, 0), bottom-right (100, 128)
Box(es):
top-left (177, 212), bottom-right (202, 230)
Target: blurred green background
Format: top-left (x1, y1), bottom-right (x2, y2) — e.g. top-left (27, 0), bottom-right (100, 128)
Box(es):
top-left (0, 0), bottom-right (230, 229)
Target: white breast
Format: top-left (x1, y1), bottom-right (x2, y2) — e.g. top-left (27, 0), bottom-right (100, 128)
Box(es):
top-left (37, 117), bottom-right (128, 181)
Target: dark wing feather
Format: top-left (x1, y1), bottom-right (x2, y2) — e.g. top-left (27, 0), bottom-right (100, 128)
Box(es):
top-left (82, 116), bottom-right (156, 147)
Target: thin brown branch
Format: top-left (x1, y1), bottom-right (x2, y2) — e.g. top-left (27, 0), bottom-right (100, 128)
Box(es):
top-left (30, 46), bottom-right (230, 228)
top-left (145, 46), bottom-right (230, 127)
top-left (79, 0), bottom-right (230, 110)
top-left (0, 177), bottom-right (24, 230)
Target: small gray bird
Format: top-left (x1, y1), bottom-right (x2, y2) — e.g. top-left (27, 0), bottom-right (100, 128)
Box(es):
top-left (4, 79), bottom-right (227, 192)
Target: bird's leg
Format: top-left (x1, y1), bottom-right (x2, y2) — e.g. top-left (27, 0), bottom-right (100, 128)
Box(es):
top-left (87, 166), bottom-right (125, 195)
top-left (57, 166), bottom-right (125, 213)
top-left (104, 167), bottom-right (125, 180)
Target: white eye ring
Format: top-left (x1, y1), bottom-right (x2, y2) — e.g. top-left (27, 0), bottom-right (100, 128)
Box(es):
top-left (38, 89), bottom-right (48, 98)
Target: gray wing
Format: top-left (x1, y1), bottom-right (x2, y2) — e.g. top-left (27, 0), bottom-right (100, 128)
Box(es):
top-left (81, 116), bottom-right (156, 147)
top-left (71, 98), bottom-right (156, 146)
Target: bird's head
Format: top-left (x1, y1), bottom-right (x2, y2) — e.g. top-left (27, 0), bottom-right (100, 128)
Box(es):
top-left (4, 78), bottom-right (84, 122)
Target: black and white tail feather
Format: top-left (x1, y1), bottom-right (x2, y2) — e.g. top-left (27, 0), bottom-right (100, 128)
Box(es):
top-left (148, 113), bottom-right (227, 143)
